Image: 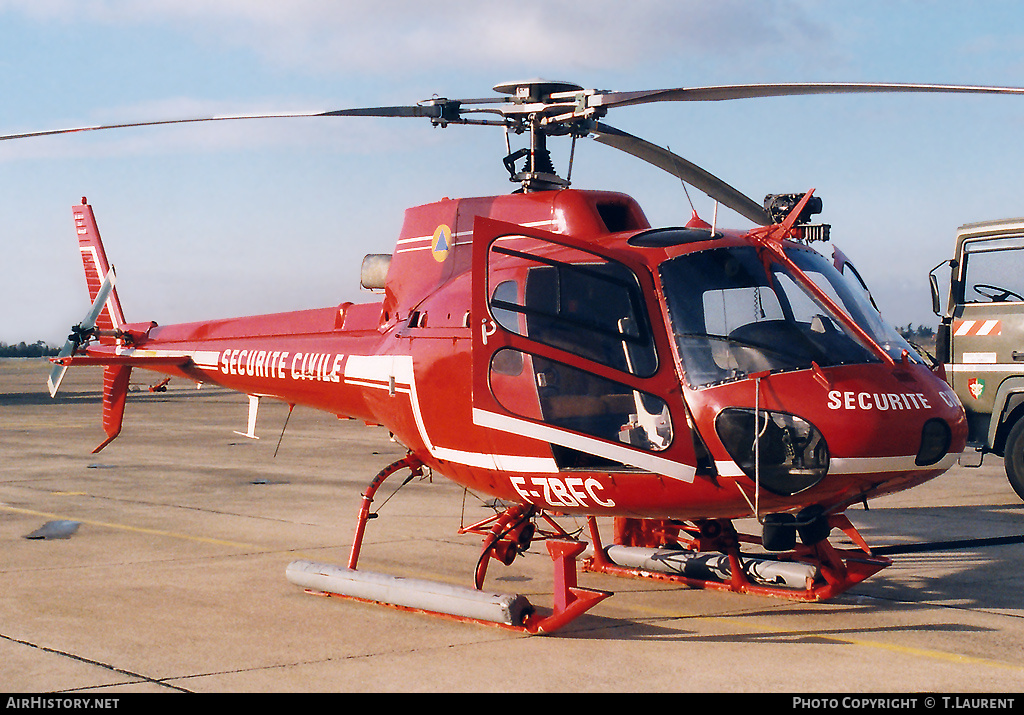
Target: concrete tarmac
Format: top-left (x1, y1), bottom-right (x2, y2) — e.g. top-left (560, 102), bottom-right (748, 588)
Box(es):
top-left (2, 358), bottom-right (1024, 693)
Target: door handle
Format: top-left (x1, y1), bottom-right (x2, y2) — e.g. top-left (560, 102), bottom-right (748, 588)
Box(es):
top-left (1013, 351), bottom-right (1024, 361)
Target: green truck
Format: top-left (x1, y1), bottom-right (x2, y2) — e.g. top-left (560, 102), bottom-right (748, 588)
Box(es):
top-left (931, 217), bottom-right (1024, 500)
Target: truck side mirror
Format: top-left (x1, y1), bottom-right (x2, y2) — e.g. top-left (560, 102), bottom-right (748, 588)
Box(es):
top-left (928, 259), bottom-right (951, 316)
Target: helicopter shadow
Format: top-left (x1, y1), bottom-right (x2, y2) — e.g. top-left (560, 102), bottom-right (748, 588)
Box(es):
top-left (553, 499), bottom-right (1024, 642)
top-left (838, 501), bottom-right (1024, 610)
top-left (556, 586), bottom-right (1005, 643)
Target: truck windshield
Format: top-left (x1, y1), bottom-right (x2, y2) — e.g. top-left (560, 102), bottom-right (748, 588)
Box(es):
top-left (660, 244), bottom-right (921, 387)
top-left (962, 235), bottom-right (1024, 304)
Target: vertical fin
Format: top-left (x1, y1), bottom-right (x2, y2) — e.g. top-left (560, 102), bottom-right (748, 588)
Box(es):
top-left (74, 198), bottom-right (125, 342)
top-left (93, 365), bottom-right (132, 453)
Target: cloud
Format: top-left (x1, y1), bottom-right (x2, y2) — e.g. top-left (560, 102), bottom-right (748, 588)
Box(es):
top-left (0, 0), bottom-right (838, 77)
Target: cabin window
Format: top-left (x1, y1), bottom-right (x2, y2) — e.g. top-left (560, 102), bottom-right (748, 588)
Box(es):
top-left (489, 348), bottom-right (673, 469)
top-left (487, 235), bottom-right (657, 376)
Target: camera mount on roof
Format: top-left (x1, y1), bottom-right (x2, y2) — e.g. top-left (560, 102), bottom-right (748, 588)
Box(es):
top-left (765, 193), bottom-right (831, 242)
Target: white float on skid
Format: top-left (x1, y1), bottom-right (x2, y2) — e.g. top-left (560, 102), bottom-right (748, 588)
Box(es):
top-left (286, 561), bottom-right (533, 626)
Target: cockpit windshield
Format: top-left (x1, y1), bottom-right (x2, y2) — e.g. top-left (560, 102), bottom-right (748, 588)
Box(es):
top-left (660, 244), bottom-right (921, 388)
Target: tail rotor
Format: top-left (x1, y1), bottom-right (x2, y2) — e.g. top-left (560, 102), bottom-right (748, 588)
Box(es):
top-left (47, 267), bottom-right (116, 397)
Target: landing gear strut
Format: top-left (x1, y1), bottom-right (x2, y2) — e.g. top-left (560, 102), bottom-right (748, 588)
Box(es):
top-left (286, 456), bottom-right (610, 634)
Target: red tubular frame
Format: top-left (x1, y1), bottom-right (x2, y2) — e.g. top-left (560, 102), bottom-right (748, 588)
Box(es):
top-left (583, 515), bottom-right (891, 602)
top-left (522, 541), bottom-right (611, 635)
top-left (343, 455), bottom-right (888, 630)
top-left (348, 454), bottom-right (424, 569)
top-left (337, 455), bottom-right (610, 634)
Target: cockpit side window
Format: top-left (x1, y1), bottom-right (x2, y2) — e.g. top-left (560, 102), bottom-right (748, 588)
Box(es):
top-left (487, 236), bottom-right (658, 377)
top-left (661, 245), bottom-right (917, 388)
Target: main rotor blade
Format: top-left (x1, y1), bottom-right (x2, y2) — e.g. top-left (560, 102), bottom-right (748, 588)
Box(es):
top-left (588, 122), bottom-right (771, 226)
top-left (590, 82), bottom-right (1024, 109)
top-left (0, 104), bottom-right (463, 143)
top-left (0, 112), bottom-right (338, 142)
top-left (321, 105), bottom-right (446, 118)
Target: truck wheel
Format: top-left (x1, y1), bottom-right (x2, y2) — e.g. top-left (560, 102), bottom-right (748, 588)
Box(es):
top-left (1004, 419), bottom-right (1024, 502)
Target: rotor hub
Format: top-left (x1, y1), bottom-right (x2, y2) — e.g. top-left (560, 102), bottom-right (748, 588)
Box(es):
top-left (493, 79), bottom-right (583, 104)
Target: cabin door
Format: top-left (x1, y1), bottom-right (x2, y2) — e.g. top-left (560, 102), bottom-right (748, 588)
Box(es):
top-left (470, 216), bottom-right (696, 481)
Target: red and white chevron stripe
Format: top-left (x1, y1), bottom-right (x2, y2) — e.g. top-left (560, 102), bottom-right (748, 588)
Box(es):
top-left (953, 319), bottom-right (1002, 336)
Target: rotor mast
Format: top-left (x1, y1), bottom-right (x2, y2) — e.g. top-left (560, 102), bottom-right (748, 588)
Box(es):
top-left (494, 80), bottom-right (590, 193)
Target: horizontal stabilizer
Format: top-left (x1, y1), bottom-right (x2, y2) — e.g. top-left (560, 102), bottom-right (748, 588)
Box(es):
top-left (51, 353), bottom-right (191, 368)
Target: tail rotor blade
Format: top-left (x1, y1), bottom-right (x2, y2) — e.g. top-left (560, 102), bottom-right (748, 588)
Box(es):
top-left (81, 267), bottom-right (117, 332)
top-left (46, 343), bottom-right (72, 398)
top-left (48, 267), bottom-right (117, 398)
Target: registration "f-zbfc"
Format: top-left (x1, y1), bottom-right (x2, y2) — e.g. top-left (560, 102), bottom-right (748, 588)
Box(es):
top-left (509, 475), bottom-right (615, 508)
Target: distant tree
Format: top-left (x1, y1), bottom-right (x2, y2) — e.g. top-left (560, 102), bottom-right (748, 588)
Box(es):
top-left (896, 323), bottom-right (936, 346)
top-left (0, 340), bottom-right (60, 357)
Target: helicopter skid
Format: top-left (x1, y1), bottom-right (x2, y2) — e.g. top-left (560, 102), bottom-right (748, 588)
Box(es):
top-left (302, 454), bottom-right (609, 634)
top-left (583, 517), bottom-right (891, 603)
top-left (287, 559), bottom-right (532, 630)
top-left (583, 546), bottom-right (890, 602)
top-left (286, 541), bottom-right (610, 635)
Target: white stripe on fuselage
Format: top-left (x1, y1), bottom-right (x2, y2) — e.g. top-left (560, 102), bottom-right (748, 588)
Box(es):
top-left (343, 355), bottom-right (559, 473)
top-left (714, 452), bottom-right (959, 478)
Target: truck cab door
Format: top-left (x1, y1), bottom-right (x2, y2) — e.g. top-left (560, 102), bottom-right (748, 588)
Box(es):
top-left (470, 216), bottom-right (697, 482)
top-left (949, 230), bottom-right (1024, 442)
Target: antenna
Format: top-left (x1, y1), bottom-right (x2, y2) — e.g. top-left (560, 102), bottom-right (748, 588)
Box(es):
top-left (668, 145), bottom-right (697, 216)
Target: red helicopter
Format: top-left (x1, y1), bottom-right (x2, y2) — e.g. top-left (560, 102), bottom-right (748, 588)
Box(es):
top-left (14, 79), bottom-right (1024, 634)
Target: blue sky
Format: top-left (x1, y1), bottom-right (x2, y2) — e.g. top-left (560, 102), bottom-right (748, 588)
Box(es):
top-left (2, 0), bottom-right (1024, 344)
